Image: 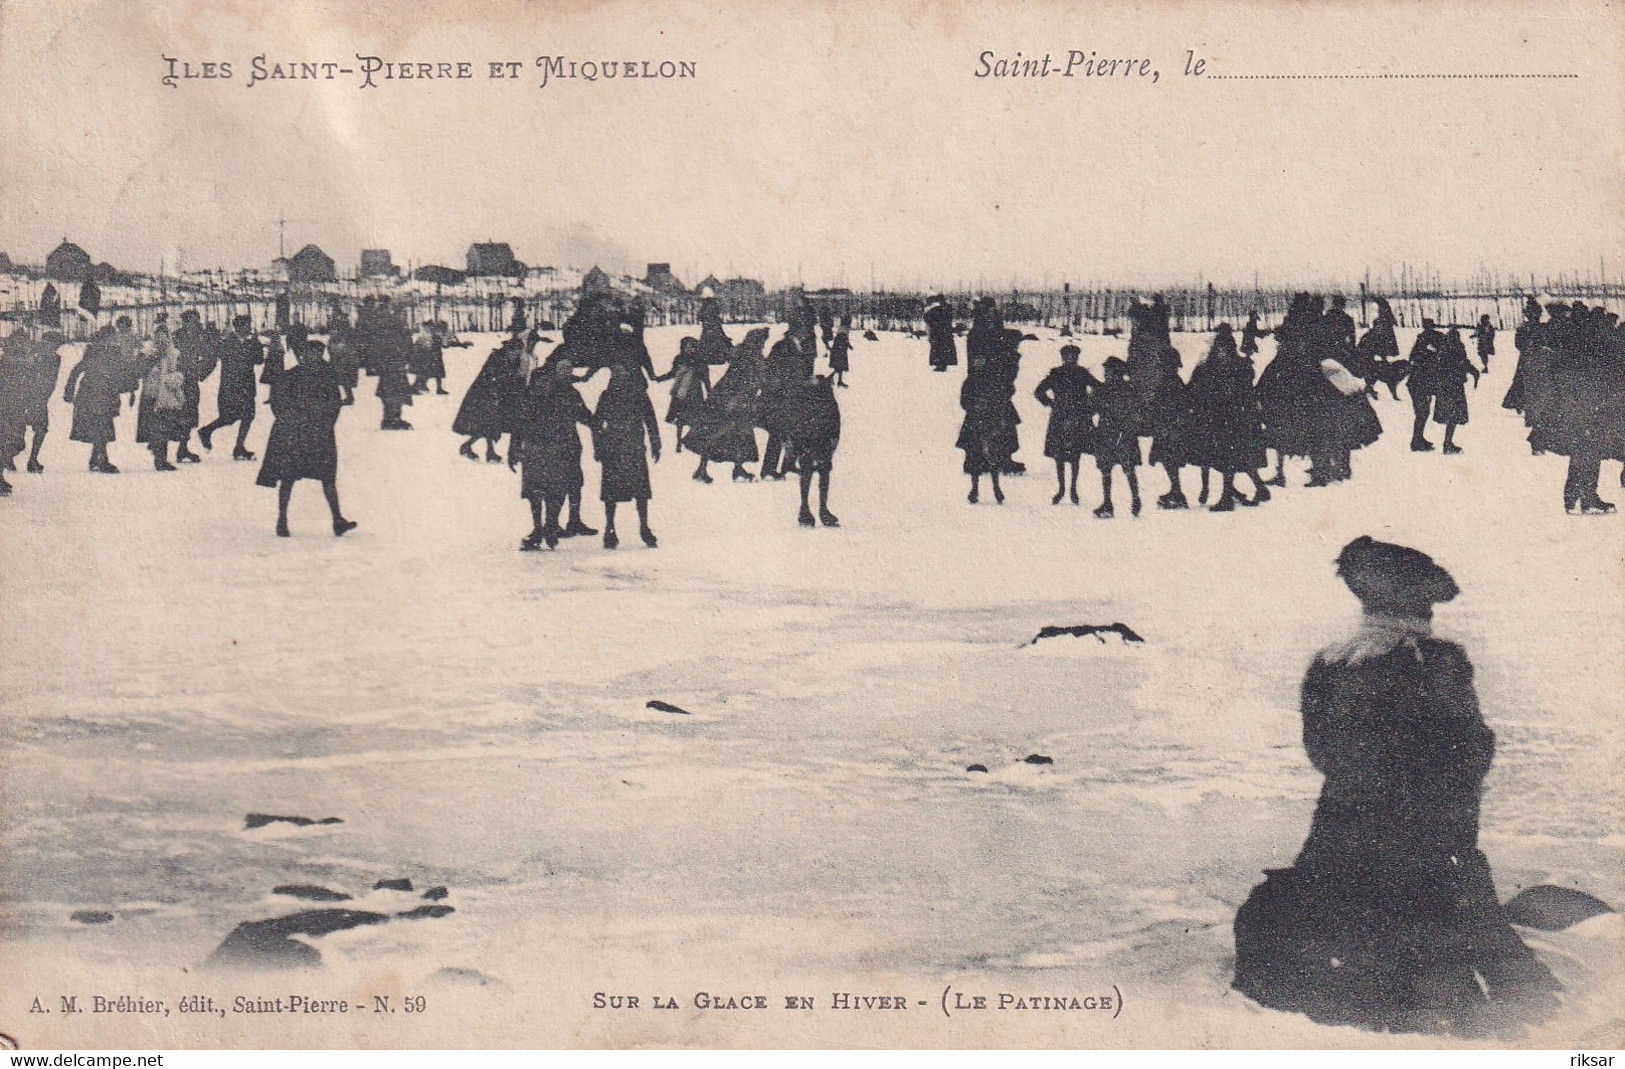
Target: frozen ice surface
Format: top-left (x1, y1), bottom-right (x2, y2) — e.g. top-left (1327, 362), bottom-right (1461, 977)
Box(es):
top-left (0, 325), bottom-right (1620, 1046)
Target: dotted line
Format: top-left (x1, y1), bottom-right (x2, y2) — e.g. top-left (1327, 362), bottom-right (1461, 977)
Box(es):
top-left (1208, 73), bottom-right (1579, 80)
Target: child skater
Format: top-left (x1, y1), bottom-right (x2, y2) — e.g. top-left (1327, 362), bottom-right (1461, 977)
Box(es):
top-left (509, 354), bottom-right (596, 551)
top-left (1033, 343), bottom-right (1098, 505)
top-left (1091, 357), bottom-right (1142, 518)
top-left (827, 315), bottom-right (852, 388)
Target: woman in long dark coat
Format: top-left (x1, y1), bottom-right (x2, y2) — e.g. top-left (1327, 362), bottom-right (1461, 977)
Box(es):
top-left (592, 363), bottom-right (661, 549)
top-left (255, 340), bottom-right (355, 538)
top-left (1188, 324), bottom-right (1269, 510)
top-left (660, 336), bottom-right (710, 450)
top-left (956, 347), bottom-right (1019, 505)
top-left (197, 314), bottom-right (265, 460)
top-left (783, 373), bottom-right (841, 528)
top-left (453, 335), bottom-right (524, 463)
top-left (1233, 537), bottom-right (1561, 1037)
top-left (63, 326), bottom-right (127, 473)
top-left (1034, 343), bottom-right (1097, 505)
top-left (924, 296), bottom-right (958, 372)
top-left (1090, 357), bottom-right (1142, 518)
top-left (1147, 342), bottom-right (1194, 508)
top-left (681, 327), bottom-right (768, 484)
top-left (170, 311), bottom-right (208, 462)
top-left (1432, 327), bottom-right (1480, 454)
top-left (0, 322), bottom-right (62, 478)
top-left (509, 354), bottom-right (596, 551)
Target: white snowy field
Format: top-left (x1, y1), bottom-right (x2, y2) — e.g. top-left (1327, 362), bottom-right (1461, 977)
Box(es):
top-left (0, 325), bottom-right (1621, 1049)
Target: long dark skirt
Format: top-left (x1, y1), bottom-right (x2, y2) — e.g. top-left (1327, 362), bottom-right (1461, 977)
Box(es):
top-left (1234, 855), bottom-right (1559, 1036)
top-left (256, 419), bottom-right (338, 486)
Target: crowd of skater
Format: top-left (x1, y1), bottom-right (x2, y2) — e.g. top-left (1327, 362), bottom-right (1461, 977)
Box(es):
top-left (1, 283), bottom-right (1622, 540)
top-left (932, 289), bottom-right (1625, 517)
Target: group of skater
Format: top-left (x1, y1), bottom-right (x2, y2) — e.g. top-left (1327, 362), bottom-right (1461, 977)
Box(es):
top-left (932, 288), bottom-right (1621, 518)
top-left (1500, 296), bottom-right (1625, 513)
top-left (451, 288), bottom-right (847, 547)
top-left (2, 284), bottom-right (1621, 528)
top-left (948, 292), bottom-right (1388, 517)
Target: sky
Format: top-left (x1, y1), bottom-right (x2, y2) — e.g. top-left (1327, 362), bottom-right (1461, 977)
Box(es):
top-left (1, 0), bottom-right (1621, 290)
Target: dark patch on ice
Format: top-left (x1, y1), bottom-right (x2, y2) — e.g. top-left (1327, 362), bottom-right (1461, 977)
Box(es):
top-left (646, 699), bottom-right (692, 716)
top-left (421, 886), bottom-right (450, 901)
top-left (862, 330), bottom-right (879, 342)
top-left (1103, 327), bottom-right (1123, 338)
top-left (1023, 623), bottom-right (1144, 647)
top-left (965, 764), bottom-right (988, 773)
top-left (245, 813), bottom-right (344, 830)
top-left (373, 877), bottom-right (414, 892)
top-left (70, 910), bottom-right (115, 925)
top-left (427, 967), bottom-right (504, 989)
top-left (1503, 885), bottom-right (1614, 931)
top-left (396, 904), bottom-right (455, 920)
top-left (207, 908), bottom-right (388, 970)
top-left (1023, 754), bottom-right (1055, 766)
top-left (273, 884), bottom-right (352, 902)
top-left (1022, 332), bottom-right (1039, 341)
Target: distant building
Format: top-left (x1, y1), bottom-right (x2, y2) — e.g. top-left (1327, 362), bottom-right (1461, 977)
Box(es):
top-left (359, 249), bottom-right (397, 278)
top-left (414, 264), bottom-right (467, 286)
top-left (284, 244), bottom-right (336, 283)
top-left (693, 273), bottom-right (767, 318)
top-left (0, 252), bottom-right (13, 273)
top-left (643, 262), bottom-right (686, 293)
top-left (45, 240), bottom-right (93, 282)
top-left (91, 262), bottom-right (123, 284)
top-left (467, 242), bottom-right (523, 277)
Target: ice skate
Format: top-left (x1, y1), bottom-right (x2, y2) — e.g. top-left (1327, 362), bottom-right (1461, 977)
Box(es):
top-left (1156, 490), bottom-right (1188, 510)
top-left (27, 459), bottom-right (44, 474)
top-left (333, 518), bottom-right (358, 537)
top-left (603, 529), bottom-right (619, 549)
top-left (233, 448), bottom-right (256, 462)
top-left (198, 427), bottom-right (214, 451)
top-left (276, 521), bottom-right (290, 538)
top-left (459, 441), bottom-right (479, 461)
top-left (563, 519), bottom-right (598, 538)
top-left (1093, 502), bottom-right (1114, 519)
top-left (818, 509), bottom-right (839, 528)
top-left (639, 527), bottom-right (658, 548)
top-left (1443, 443), bottom-right (1463, 455)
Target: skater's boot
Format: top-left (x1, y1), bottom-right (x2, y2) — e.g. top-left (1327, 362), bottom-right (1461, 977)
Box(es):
top-left (459, 441), bottom-right (479, 461)
top-left (333, 517), bottom-right (358, 537)
top-left (1093, 501), bottom-right (1114, 519)
top-left (520, 530), bottom-right (545, 552)
top-left (1210, 490), bottom-right (1237, 512)
top-left (485, 444), bottom-right (503, 464)
top-left (1069, 484), bottom-right (1080, 505)
top-left (1410, 437), bottom-right (1435, 452)
top-left (967, 485), bottom-right (979, 504)
top-left (1052, 489), bottom-right (1065, 505)
top-left (27, 458), bottom-right (44, 474)
top-left (176, 447), bottom-right (201, 464)
top-left (603, 529), bottom-right (619, 549)
top-left (1250, 484), bottom-right (1270, 505)
top-left (798, 506), bottom-right (816, 527)
top-left (731, 465), bottom-right (755, 482)
top-left (564, 518), bottom-right (598, 538)
top-left (819, 508), bottom-right (840, 528)
top-left (693, 469), bottom-right (714, 484)
top-left (1580, 495), bottom-right (1616, 515)
top-left (1156, 490), bottom-right (1188, 510)
top-left (198, 426), bottom-right (214, 451)
top-left (639, 526), bottom-right (658, 548)
top-left (0, 475), bottom-right (12, 495)
top-left (276, 519), bottom-right (290, 538)
top-left (1130, 496), bottom-right (1143, 517)
top-left (233, 447), bottom-right (256, 461)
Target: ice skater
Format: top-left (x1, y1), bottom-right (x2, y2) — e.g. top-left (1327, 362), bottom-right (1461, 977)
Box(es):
top-left (453, 334), bottom-right (524, 463)
top-left (827, 315), bottom-right (852, 388)
top-left (1090, 357), bottom-right (1142, 518)
top-left (681, 327), bottom-right (768, 484)
top-left (592, 360), bottom-right (662, 549)
top-left (62, 325), bottom-right (127, 473)
top-left (783, 373), bottom-right (841, 528)
top-left (510, 353), bottom-right (597, 551)
top-left (1188, 324), bottom-right (1269, 510)
top-left (1033, 343), bottom-right (1097, 505)
top-left (1432, 327), bottom-right (1481, 455)
top-left (255, 338), bottom-right (356, 538)
top-left (1407, 318), bottom-right (1446, 451)
top-left (197, 314), bottom-right (264, 461)
top-left (0, 317), bottom-right (62, 479)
